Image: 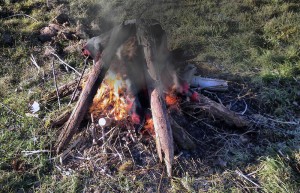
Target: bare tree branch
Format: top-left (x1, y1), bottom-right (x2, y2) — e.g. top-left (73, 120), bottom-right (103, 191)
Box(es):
top-left (51, 60), bottom-right (61, 109)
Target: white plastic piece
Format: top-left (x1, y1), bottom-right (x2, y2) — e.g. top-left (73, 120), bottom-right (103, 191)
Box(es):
top-left (190, 76), bottom-right (228, 91)
top-left (30, 101), bottom-right (40, 113)
top-left (98, 118), bottom-right (107, 126)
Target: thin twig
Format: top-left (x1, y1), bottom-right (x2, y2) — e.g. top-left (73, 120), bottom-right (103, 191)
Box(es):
top-left (238, 100), bottom-right (248, 115)
top-left (203, 90), bottom-right (224, 106)
top-left (51, 52), bottom-right (81, 76)
top-left (73, 156), bottom-right (91, 161)
top-left (90, 114), bottom-right (97, 144)
top-left (125, 143), bottom-right (135, 166)
top-left (97, 126), bottom-right (115, 141)
top-left (157, 167), bottom-right (164, 192)
top-left (51, 60), bottom-right (61, 109)
top-left (113, 146), bottom-right (123, 161)
top-left (266, 117), bottom-right (299, 125)
top-left (30, 54), bottom-right (40, 71)
top-left (101, 124), bottom-right (107, 155)
top-left (68, 57), bottom-right (89, 105)
top-left (235, 170), bottom-right (261, 188)
top-left (59, 135), bottom-right (85, 164)
top-left (3, 14), bottom-right (38, 22)
top-left (0, 101), bottom-right (24, 118)
top-left (22, 150), bottom-right (52, 156)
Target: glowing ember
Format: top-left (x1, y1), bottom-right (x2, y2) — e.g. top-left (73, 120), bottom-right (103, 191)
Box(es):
top-left (165, 94), bottom-right (179, 106)
top-left (88, 71), bottom-right (131, 121)
top-left (143, 117), bottom-right (155, 136)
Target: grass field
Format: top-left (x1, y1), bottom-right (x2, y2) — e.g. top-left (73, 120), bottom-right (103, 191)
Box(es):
top-left (1, 0), bottom-right (299, 192)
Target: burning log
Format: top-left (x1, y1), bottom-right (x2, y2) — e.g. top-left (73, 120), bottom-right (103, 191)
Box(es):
top-left (55, 22), bottom-right (136, 153)
top-left (136, 19), bottom-right (174, 176)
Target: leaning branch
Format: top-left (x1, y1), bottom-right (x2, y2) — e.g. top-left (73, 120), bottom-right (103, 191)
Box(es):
top-left (55, 22), bottom-right (136, 153)
top-left (51, 52), bottom-right (81, 76)
top-left (30, 54), bottom-right (41, 71)
top-left (51, 60), bottom-right (61, 109)
top-left (68, 57), bottom-right (89, 105)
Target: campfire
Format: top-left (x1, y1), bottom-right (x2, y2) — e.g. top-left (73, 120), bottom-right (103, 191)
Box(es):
top-left (49, 19), bottom-right (249, 177)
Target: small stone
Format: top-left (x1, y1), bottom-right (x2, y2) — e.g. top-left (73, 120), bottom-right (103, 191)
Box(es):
top-left (63, 44), bottom-right (80, 54)
top-left (91, 20), bottom-right (100, 31)
top-left (40, 26), bottom-right (58, 36)
top-left (44, 46), bottom-right (56, 56)
top-left (30, 101), bottom-right (40, 114)
top-left (98, 118), bottom-right (106, 126)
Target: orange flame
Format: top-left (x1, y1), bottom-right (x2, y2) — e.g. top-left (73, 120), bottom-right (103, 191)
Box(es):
top-left (84, 70), bottom-right (180, 136)
top-left (88, 71), bottom-right (130, 121)
top-left (165, 94), bottom-right (179, 106)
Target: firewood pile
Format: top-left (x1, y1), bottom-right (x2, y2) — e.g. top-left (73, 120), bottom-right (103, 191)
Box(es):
top-left (46, 19), bottom-right (250, 177)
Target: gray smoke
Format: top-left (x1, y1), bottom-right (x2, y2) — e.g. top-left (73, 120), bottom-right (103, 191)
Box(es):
top-left (70, 0), bottom-right (180, 37)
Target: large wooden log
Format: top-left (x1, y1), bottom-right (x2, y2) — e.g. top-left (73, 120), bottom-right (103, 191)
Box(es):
top-left (198, 93), bottom-right (250, 127)
top-left (42, 75), bottom-right (88, 103)
top-left (50, 109), bottom-right (72, 128)
top-left (55, 22), bottom-right (136, 153)
top-left (136, 19), bottom-right (174, 177)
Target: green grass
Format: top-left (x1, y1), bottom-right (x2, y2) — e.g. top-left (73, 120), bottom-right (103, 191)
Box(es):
top-left (1, 0), bottom-right (300, 192)
top-left (258, 156), bottom-right (300, 193)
